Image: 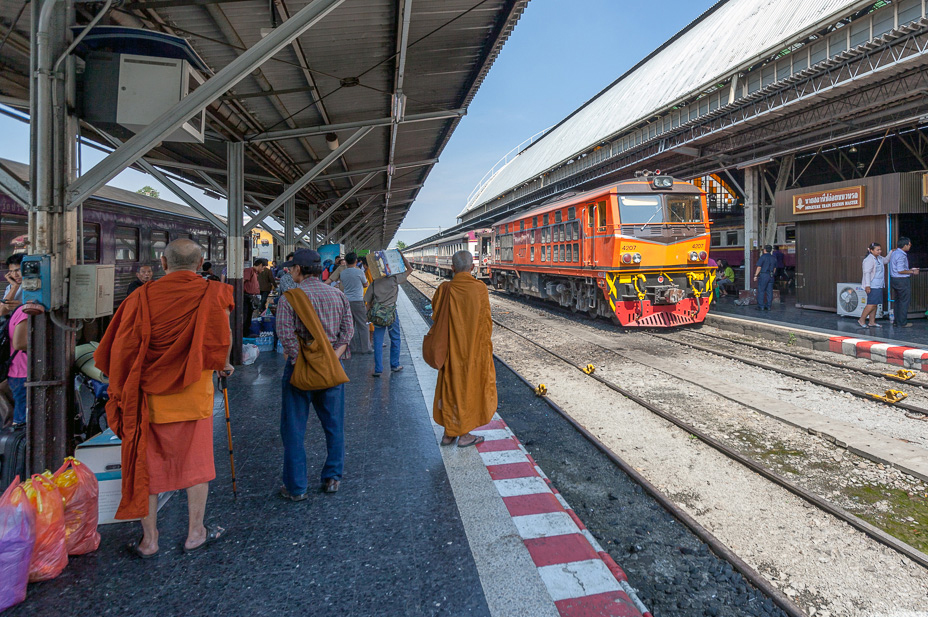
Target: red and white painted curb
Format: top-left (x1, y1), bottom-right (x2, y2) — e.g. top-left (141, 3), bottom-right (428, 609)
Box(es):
top-left (829, 336), bottom-right (928, 371)
top-left (472, 417), bottom-right (652, 617)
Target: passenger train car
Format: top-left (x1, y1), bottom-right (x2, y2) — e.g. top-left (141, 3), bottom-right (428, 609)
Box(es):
top-left (490, 174), bottom-right (714, 327)
top-left (406, 229), bottom-right (493, 279)
top-left (709, 217), bottom-right (796, 268)
top-left (0, 158), bottom-right (226, 308)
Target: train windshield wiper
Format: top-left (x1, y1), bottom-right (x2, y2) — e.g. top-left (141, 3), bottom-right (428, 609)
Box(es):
top-left (640, 208), bottom-right (664, 230)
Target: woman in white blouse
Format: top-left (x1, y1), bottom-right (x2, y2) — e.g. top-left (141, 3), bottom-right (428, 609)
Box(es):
top-left (859, 242), bottom-right (892, 328)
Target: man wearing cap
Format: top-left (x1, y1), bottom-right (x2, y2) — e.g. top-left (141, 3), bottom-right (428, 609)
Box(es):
top-left (276, 249), bottom-right (354, 499)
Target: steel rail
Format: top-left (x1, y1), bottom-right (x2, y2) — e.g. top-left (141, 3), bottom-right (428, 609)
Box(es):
top-left (683, 329), bottom-right (928, 388)
top-left (404, 274), bottom-right (807, 617)
top-left (648, 332), bottom-right (928, 418)
top-left (408, 272), bottom-right (928, 573)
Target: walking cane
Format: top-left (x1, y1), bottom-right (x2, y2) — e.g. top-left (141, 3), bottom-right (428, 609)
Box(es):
top-left (220, 376), bottom-right (238, 499)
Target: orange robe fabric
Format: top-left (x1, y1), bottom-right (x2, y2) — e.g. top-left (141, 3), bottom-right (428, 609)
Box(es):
top-left (427, 272), bottom-right (497, 437)
top-left (94, 270), bottom-right (233, 519)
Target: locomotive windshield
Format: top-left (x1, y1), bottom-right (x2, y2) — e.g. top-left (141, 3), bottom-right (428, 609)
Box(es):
top-left (617, 196), bottom-right (663, 225)
top-left (618, 194), bottom-right (703, 225)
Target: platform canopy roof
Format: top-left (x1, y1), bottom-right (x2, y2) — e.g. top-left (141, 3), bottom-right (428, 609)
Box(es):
top-left (0, 0), bottom-right (529, 248)
top-left (460, 0), bottom-right (877, 218)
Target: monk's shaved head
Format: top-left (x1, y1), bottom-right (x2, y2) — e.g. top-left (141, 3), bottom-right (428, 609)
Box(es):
top-left (452, 250), bottom-right (472, 273)
top-left (163, 239), bottom-right (203, 272)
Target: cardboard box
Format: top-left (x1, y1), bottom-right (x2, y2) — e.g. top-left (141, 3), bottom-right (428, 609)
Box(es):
top-left (367, 249), bottom-right (407, 280)
top-left (76, 429), bottom-right (172, 524)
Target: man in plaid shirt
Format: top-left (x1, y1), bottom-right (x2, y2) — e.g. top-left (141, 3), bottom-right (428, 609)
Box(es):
top-left (276, 249), bottom-right (353, 499)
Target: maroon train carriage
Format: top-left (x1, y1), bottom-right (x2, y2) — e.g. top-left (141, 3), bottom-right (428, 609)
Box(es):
top-left (0, 158), bottom-right (227, 309)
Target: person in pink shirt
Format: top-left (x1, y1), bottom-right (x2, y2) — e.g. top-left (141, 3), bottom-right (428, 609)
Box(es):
top-left (7, 304), bottom-right (28, 426)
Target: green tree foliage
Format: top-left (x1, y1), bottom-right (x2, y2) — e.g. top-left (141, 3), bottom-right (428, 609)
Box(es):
top-left (137, 185), bottom-right (160, 198)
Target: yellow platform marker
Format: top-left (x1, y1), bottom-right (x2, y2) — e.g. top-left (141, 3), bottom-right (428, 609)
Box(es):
top-left (884, 369), bottom-right (916, 382)
top-left (866, 389), bottom-right (908, 404)
top-left (534, 384), bottom-right (547, 397)
top-left (583, 364), bottom-right (595, 375)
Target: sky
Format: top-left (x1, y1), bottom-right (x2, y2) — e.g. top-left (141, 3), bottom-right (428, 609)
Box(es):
top-left (0, 0), bottom-right (713, 247)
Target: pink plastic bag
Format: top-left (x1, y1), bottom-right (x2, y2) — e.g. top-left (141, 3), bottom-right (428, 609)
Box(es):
top-left (53, 457), bottom-right (101, 555)
top-left (0, 477), bottom-right (35, 612)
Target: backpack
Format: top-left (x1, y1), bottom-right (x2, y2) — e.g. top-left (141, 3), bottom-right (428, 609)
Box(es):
top-left (0, 313), bottom-right (21, 382)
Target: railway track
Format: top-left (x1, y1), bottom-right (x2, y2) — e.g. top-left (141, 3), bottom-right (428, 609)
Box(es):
top-left (408, 271), bottom-right (928, 616)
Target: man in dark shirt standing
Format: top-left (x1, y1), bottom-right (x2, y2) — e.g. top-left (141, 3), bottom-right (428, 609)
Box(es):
top-left (126, 264), bottom-right (153, 296)
top-left (255, 258), bottom-right (276, 313)
top-left (772, 245), bottom-right (787, 281)
top-left (753, 245), bottom-right (776, 311)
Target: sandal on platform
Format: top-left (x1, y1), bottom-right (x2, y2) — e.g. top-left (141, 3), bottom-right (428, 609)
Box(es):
top-left (440, 435), bottom-right (456, 446)
top-left (457, 435), bottom-right (485, 448)
top-left (183, 525), bottom-right (226, 553)
top-left (127, 539), bottom-right (158, 560)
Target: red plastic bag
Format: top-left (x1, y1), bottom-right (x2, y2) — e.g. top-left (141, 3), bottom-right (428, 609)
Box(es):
top-left (0, 477), bottom-right (35, 612)
top-left (53, 457), bottom-right (100, 555)
top-left (19, 473), bottom-right (67, 582)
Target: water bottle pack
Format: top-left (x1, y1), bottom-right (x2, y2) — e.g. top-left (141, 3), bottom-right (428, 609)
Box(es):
top-left (256, 332), bottom-right (275, 352)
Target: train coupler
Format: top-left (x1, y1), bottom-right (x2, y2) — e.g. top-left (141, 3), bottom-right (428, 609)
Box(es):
top-left (884, 369), bottom-right (917, 382)
top-left (867, 389), bottom-right (908, 404)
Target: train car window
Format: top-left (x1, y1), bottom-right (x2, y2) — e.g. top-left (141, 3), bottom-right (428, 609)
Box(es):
top-left (573, 222), bottom-right (580, 241)
top-left (213, 235), bottom-right (226, 261)
top-left (0, 214), bottom-right (28, 264)
top-left (566, 244), bottom-right (572, 262)
top-left (568, 206), bottom-right (575, 220)
top-left (552, 246), bottom-right (558, 263)
top-left (667, 195), bottom-right (703, 223)
top-left (726, 231), bottom-right (738, 245)
top-left (533, 217), bottom-right (538, 228)
top-left (587, 205), bottom-right (595, 228)
top-left (115, 226), bottom-right (139, 262)
top-left (530, 246), bottom-right (535, 262)
top-left (520, 220), bottom-right (524, 231)
top-left (555, 211), bottom-right (562, 223)
top-left (597, 200), bottom-right (607, 227)
top-left (151, 231), bottom-right (168, 260)
top-left (710, 232), bottom-right (720, 247)
top-left (541, 246), bottom-right (546, 262)
top-left (82, 223), bottom-right (100, 263)
top-left (543, 214), bottom-right (549, 226)
top-left (617, 195), bottom-right (662, 225)
top-left (785, 226), bottom-right (796, 243)
top-left (573, 243), bottom-right (579, 261)
top-left (560, 245), bottom-right (566, 262)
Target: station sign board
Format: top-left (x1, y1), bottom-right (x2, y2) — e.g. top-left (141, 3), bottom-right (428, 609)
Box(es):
top-left (792, 186), bottom-right (864, 215)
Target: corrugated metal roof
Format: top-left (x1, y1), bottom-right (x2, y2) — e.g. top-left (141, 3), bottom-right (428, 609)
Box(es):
top-left (0, 0), bottom-right (529, 246)
top-left (462, 0), bottom-right (869, 216)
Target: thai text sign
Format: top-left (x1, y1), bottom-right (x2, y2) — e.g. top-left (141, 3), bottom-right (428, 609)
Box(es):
top-left (793, 186), bottom-right (864, 214)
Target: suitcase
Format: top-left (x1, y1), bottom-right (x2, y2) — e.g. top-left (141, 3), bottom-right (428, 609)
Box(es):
top-left (0, 425), bottom-right (27, 490)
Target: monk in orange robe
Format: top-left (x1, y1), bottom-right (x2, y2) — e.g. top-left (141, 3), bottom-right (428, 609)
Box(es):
top-left (424, 250), bottom-right (497, 447)
top-left (95, 239), bottom-right (234, 558)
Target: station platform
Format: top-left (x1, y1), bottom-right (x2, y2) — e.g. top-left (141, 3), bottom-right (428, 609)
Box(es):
top-left (7, 289), bottom-right (644, 617)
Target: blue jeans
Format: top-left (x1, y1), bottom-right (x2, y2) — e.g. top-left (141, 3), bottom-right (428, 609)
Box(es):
top-left (372, 313), bottom-right (401, 373)
top-left (757, 273), bottom-right (774, 309)
top-left (280, 362), bottom-right (345, 495)
top-left (8, 377), bottom-right (26, 424)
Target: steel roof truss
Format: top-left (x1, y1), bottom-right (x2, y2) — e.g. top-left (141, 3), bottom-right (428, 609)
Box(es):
top-left (247, 109), bottom-right (464, 143)
top-left (297, 170), bottom-right (379, 238)
top-left (0, 160), bottom-right (29, 209)
top-left (66, 0), bottom-right (347, 210)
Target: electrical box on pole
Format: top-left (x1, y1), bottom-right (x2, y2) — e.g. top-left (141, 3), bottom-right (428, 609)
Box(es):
top-left (68, 265), bottom-right (115, 319)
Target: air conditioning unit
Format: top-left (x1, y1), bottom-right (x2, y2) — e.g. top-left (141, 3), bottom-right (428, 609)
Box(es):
top-left (81, 52), bottom-right (205, 143)
top-left (837, 283), bottom-right (883, 318)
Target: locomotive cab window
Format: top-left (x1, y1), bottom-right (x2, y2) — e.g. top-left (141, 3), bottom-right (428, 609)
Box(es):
top-left (667, 195), bottom-right (703, 223)
top-left (618, 195), bottom-right (662, 226)
top-left (597, 200), bottom-right (607, 227)
top-left (587, 205), bottom-right (595, 228)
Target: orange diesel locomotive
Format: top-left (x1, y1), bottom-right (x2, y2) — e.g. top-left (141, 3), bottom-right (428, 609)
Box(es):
top-left (490, 173), bottom-right (714, 327)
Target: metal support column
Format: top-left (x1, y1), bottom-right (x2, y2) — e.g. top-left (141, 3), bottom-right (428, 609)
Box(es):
top-left (284, 185), bottom-right (295, 257)
top-left (29, 0), bottom-right (78, 472)
top-left (743, 166), bottom-right (759, 291)
top-left (227, 141), bottom-right (245, 365)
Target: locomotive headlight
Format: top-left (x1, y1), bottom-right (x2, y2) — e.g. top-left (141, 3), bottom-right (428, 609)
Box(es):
top-left (622, 253), bottom-right (632, 264)
top-left (633, 253), bottom-right (642, 264)
top-left (699, 251), bottom-right (708, 261)
top-left (651, 176), bottom-right (673, 189)
top-left (689, 251), bottom-right (699, 261)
